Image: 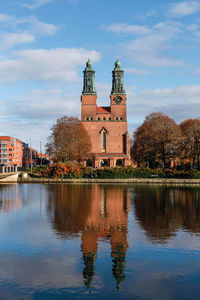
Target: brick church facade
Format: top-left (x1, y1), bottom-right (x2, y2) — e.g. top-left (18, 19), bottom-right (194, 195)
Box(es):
top-left (81, 59), bottom-right (131, 167)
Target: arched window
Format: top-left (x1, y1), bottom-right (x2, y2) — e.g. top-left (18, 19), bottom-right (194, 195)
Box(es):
top-left (102, 132), bottom-right (106, 152)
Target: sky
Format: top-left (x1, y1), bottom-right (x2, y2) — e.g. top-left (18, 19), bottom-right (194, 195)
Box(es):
top-left (0, 0), bottom-right (200, 150)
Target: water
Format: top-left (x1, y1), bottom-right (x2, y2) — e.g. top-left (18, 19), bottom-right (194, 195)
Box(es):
top-left (0, 183), bottom-right (200, 299)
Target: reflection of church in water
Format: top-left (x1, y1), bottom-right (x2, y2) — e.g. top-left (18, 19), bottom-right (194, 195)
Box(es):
top-left (47, 184), bottom-right (130, 290)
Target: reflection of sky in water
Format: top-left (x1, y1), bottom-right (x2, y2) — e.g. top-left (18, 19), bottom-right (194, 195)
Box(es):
top-left (0, 184), bottom-right (200, 299)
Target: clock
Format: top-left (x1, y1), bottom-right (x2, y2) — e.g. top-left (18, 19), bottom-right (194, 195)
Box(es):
top-left (114, 96), bottom-right (122, 104)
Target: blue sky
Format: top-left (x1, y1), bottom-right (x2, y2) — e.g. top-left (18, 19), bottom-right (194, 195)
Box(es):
top-left (0, 0), bottom-right (200, 149)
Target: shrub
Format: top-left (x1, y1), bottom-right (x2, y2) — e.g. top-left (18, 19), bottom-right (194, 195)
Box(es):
top-left (35, 162), bottom-right (81, 178)
top-left (31, 164), bottom-right (200, 179)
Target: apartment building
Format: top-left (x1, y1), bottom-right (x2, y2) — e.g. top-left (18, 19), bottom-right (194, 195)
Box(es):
top-left (0, 136), bottom-right (23, 167)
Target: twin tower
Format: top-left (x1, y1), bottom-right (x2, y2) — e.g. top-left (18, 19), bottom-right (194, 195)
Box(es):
top-left (81, 59), bottom-right (131, 167)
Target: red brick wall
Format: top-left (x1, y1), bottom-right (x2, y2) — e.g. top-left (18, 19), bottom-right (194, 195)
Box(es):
top-left (82, 120), bottom-right (127, 154)
top-left (81, 93), bottom-right (130, 154)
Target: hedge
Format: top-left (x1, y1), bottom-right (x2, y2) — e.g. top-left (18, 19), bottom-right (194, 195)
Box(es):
top-left (33, 164), bottom-right (200, 179)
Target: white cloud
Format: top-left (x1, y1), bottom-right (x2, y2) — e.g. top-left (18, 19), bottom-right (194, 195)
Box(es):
top-left (103, 21), bottom-right (184, 68)
top-left (0, 32), bottom-right (35, 51)
top-left (102, 23), bottom-right (152, 35)
top-left (16, 15), bottom-right (57, 35)
top-left (20, 0), bottom-right (54, 10)
top-left (195, 68), bottom-right (200, 75)
top-left (122, 33), bottom-right (184, 67)
top-left (0, 14), bottom-right (58, 50)
top-left (0, 48), bottom-right (100, 83)
top-left (169, 1), bottom-right (200, 17)
top-left (127, 85), bottom-right (200, 133)
top-left (0, 14), bottom-right (14, 23)
top-left (0, 13), bottom-right (58, 36)
top-left (0, 87), bottom-right (81, 148)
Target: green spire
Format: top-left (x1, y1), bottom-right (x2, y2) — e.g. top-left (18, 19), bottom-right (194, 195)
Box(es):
top-left (111, 243), bottom-right (126, 290)
top-left (82, 59), bottom-right (96, 95)
top-left (114, 58), bottom-right (122, 71)
top-left (82, 251), bottom-right (96, 290)
top-left (111, 59), bottom-right (125, 95)
top-left (85, 59), bottom-right (93, 71)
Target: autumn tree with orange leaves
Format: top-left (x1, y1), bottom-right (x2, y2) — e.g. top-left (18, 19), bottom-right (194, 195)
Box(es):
top-left (46, 116), bottom-right (91, 163)
top-left (179, 119), bottom-right (200, 170)
top-left (131, 113), bottom-right (182, 169)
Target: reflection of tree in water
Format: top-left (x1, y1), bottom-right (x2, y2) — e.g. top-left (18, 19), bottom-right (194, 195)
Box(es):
top-left (47, 184), bottom-right (93, 237)
top-left (47, 184), bottom-right (130, 290)
top-left (133, 186), bottom-right (200, 243)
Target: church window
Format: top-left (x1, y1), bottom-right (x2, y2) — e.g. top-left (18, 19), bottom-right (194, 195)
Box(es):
top-left (102, 132), bottom-right (106, 152)
top-left (87, 78), bottom-right (91, 86)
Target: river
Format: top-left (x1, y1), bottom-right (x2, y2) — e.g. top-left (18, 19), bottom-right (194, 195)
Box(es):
top-left (0, 183), bottom-right (200, 299)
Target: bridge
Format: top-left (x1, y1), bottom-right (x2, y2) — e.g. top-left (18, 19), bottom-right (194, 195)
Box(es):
top-left (0, 166), bottom-right (19, 182)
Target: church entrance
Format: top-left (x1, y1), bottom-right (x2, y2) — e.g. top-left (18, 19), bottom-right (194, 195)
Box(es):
top-left (116, 159), bottom-right (123, 167)
top-left (100, 159), bottom-right (110, 167)
top-left (86, 159), bottom-right (93, 167)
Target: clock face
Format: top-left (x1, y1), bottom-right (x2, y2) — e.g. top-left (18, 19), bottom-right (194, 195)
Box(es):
top-left (114, 96), bottom-right (122, 104)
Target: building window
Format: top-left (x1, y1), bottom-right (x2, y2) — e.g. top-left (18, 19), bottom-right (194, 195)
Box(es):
top-left (90, 117), bottom-right (93, 121)
top-left (97, 117), bottom-right (100, 121)
top-left (86, 117), bottom-right (89, 121)
top-left (109, 117), bottom-right (111, 121)
top-left (1, 143), bottom-right (7, 148)
top-left (120, 117), bottom-right (122, 121)
top-left (103, 117), bottom-right (106, 121)
top-left (116, 159), bottom-right (123, 166)
top-left (102, 132), bottom-right (106, 152)
top-left (116, 117), bottom-right (119, 121)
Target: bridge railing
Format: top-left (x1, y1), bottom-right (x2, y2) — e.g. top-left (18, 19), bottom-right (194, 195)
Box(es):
top-left (0, 166), bottom-right (18, 174)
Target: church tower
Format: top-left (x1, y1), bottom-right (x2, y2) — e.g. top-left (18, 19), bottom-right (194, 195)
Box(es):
top-left (110, 59), bottom-right (127, 123)
top-left (81, 59), bottom-right (131, 167)
top-left (81, 59), bottom-right (97, 121)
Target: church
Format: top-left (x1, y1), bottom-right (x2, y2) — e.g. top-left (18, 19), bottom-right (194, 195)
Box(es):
top-left (81, 59), bottom-right (131, 167)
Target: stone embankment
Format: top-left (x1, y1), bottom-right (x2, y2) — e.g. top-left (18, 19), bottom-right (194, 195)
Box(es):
top-left (19, 177), bottom-right (200, 185)
top-left (0, 173), bottom-right (19, 183)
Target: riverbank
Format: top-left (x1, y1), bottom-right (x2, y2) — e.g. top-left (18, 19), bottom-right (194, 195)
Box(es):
top-left (18, 177), bottom-right (200, 185)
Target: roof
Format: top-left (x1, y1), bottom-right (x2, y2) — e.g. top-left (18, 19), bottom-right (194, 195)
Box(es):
top-left (0, 136), bottom-right (23, 144)
top-left (96, 106), bottom-right (111, 114)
